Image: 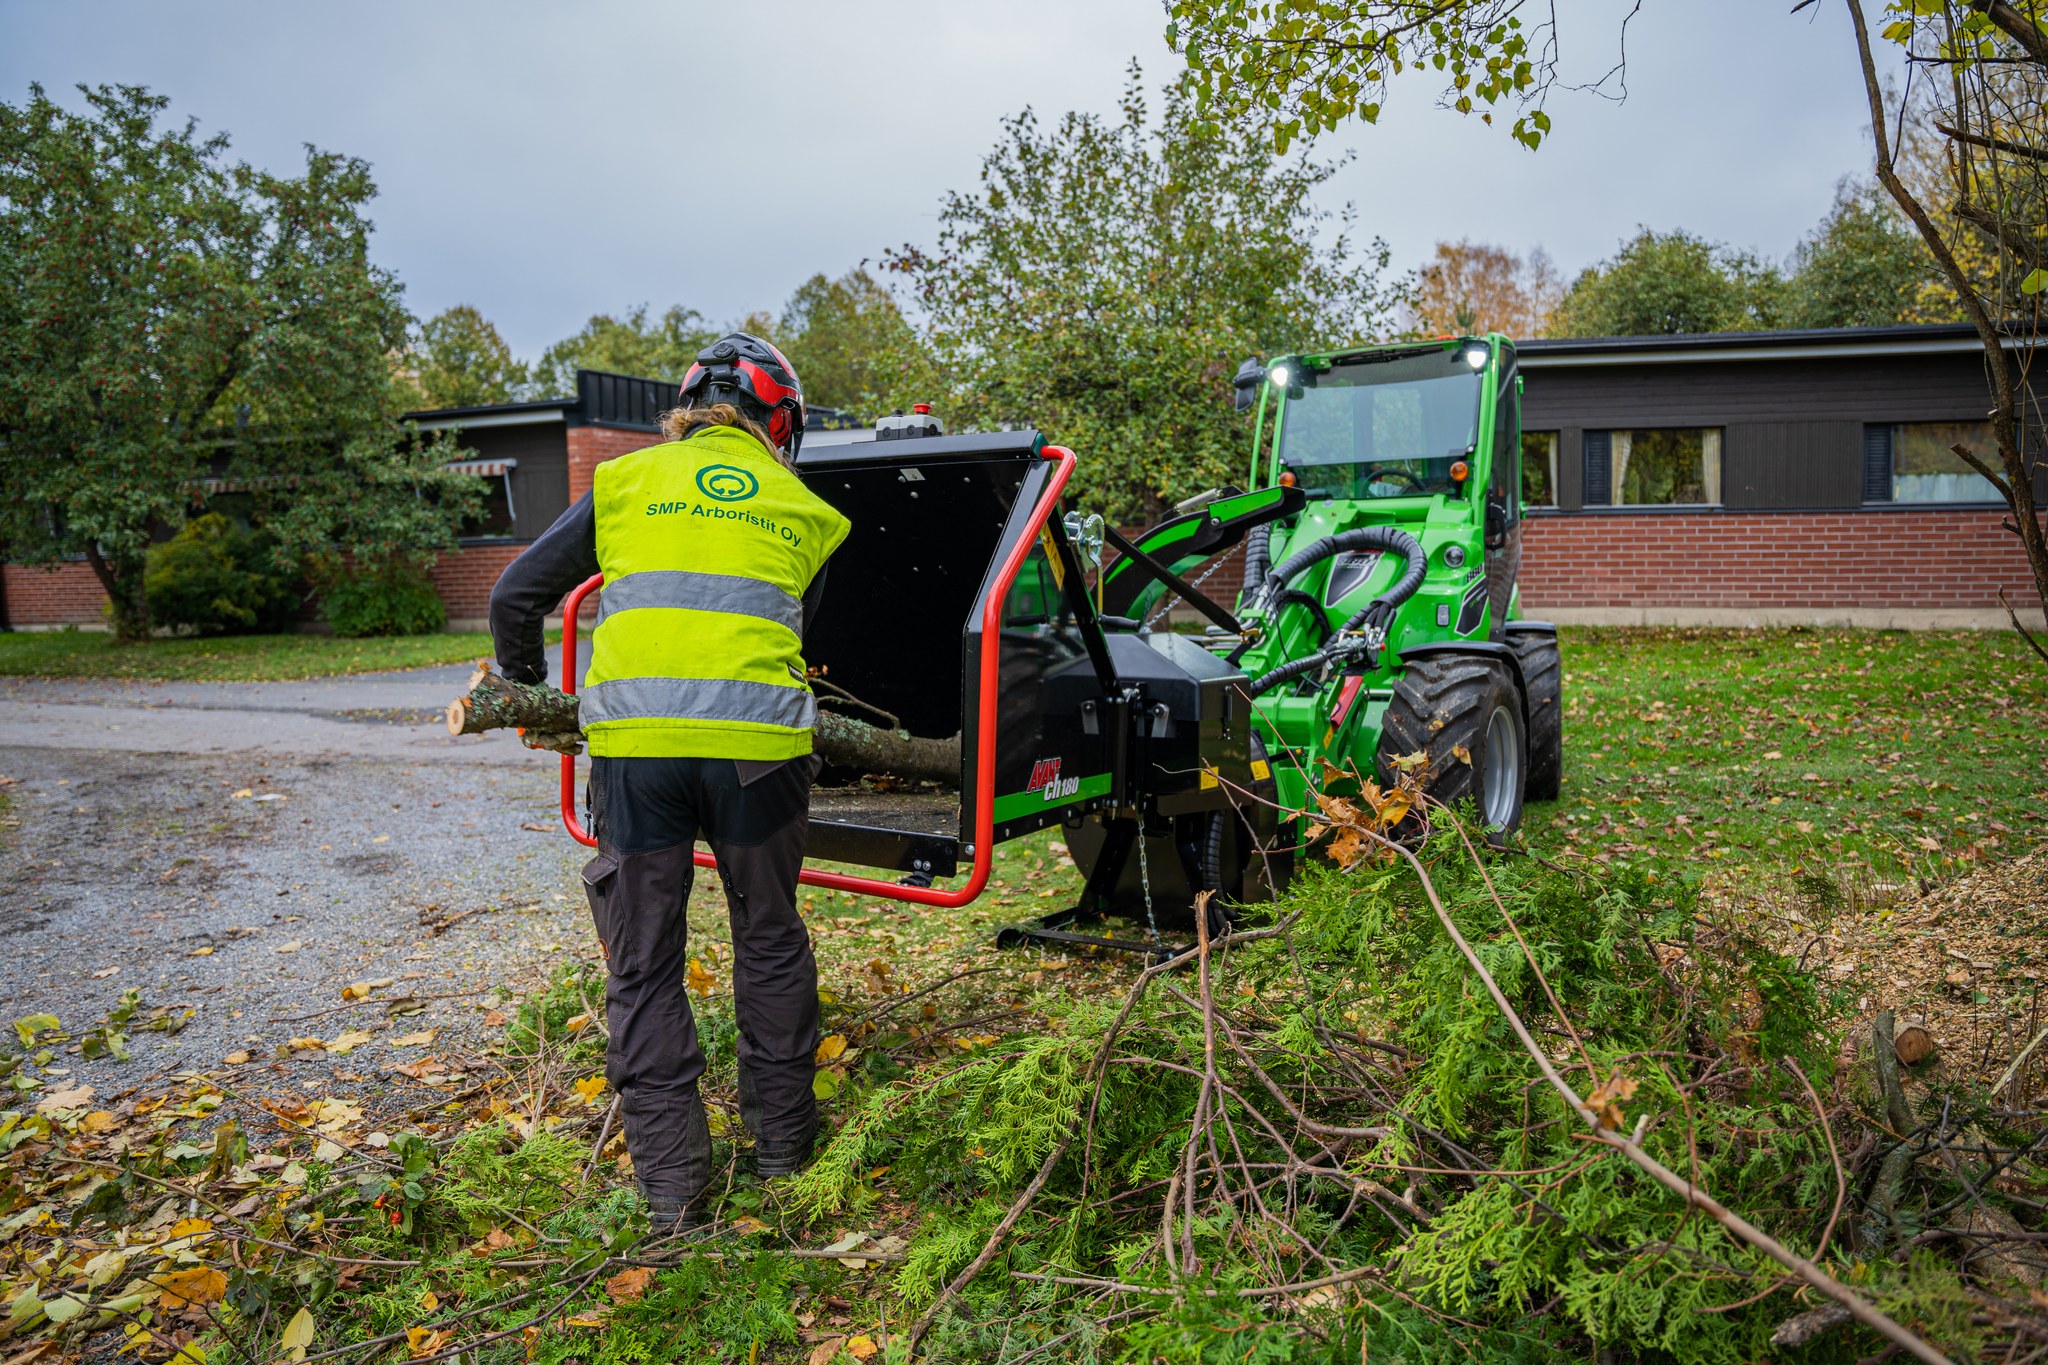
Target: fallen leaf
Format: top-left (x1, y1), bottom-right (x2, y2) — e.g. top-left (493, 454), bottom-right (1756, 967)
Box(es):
top-left (154, 1265), bottom-right (228, 1308)
top-left (405, 1327), bottom-right (451, 1358)
top-left (80, 1110), bottom-right (120, 1134)
top-left (687, 959), bottom-right (718, 996)
top-left (313, 1139), bottom-right (345, 1162)
top-left (275, 939), bottom-right (304, 954)
top-left (606, 1266), bottom-right (657, 1303)
top-left (389, 1029), bottom-right (438, 1048)
top-left (188, 945), bottom-right (216, 957)
top-left (564, 1013), bottom-right (592, 1033)
top-left (372, 835), bottom-right (391, 844)
top-left (847, 1336), bottom-right (880, 1360)
top-left (280, 1306), bottom-right (315, 1360)
top-left (1451, 744), bottom-right (1472, 766)
top-left (328, 1029), bottom-right (377, 1055)
top-left (519, 821), bottom-right (552, 832)
top-left (232, 788), bottom-right (254, 799)
top-left (222, 1050), bottom-right (251, 1066)
top-left (809, 1338), bottom-right (848, 1365)
top-left (420, 1290), bottom-right (439, 1312)
top-left (34, 1084), bottom-right (93, 1113)
top-left (482, 1008), bottom-right (508, 1026)
top-left (90, 967), bottom-right (119, 979)
top-left (815, 1034), bottom-right (849, 1064)
top-left (573, 1076), bottom-right (607, 1104)
top-left (285, 1036), bottom-right (327, 1052)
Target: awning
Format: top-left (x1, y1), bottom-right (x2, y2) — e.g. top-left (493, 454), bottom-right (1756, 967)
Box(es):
top-left (446, 458), bottom-right (519, 477)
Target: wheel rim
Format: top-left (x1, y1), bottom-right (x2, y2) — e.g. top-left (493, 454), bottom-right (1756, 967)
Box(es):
top-left (1481, 705), bottom-right (1523, 830)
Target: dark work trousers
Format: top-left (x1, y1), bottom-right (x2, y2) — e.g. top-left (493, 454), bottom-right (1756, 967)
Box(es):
top-left (582, 754), bottom-right (820, 1204)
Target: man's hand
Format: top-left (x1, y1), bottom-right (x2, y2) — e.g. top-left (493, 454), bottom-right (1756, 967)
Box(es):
top-left (517, 728), bottom-right (584, 756)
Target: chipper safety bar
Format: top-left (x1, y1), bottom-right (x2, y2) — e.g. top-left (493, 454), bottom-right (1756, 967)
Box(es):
top-left (557, 430), bottom-right (1294, 951)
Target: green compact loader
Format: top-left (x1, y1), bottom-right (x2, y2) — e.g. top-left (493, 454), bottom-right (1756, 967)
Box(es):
top-left (1098, 332), bottom-right (1562, 873)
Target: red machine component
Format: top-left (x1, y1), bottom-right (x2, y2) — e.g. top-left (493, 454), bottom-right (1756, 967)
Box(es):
top-left (557, 444), bottom-right (1079, 911)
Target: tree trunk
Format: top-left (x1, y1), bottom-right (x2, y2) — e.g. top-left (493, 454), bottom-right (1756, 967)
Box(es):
top-left (446, 663), bottom-right (961, 783)
top-left (84, 543), bottom-right (150, 642)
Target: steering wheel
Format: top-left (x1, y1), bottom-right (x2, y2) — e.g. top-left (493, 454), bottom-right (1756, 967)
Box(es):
top-left (1365, 466), bottom-right (1424, 492)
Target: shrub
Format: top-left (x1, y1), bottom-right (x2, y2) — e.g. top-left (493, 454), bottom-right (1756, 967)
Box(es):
top-left (321, 570), bottom-right (446, 638)
top-left (141, 514), bottom-right (301, 636)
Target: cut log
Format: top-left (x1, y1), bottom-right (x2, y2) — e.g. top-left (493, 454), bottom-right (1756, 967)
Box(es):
top-left (445, 662), bottom-right (961, 784)
top-left (446, 663), bottom-right (580, 737)
top-left (814, 710), bottom-right (960, 786)
top-left (1893, 1015), bottom-right (1936, 1067)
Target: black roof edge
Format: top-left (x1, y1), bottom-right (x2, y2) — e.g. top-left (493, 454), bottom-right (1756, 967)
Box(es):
top-left (1517, 322), bottom-right (2003, 355)
top-left (400, 395), bottom-right (577, 424)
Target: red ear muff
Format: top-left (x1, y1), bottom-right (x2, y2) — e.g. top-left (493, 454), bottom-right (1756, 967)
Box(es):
top-left (768, 407), bottom-right (791, 447)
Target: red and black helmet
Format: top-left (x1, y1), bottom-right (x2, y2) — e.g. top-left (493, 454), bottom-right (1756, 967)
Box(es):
top-left (679, 332), bottom-right (807, 459)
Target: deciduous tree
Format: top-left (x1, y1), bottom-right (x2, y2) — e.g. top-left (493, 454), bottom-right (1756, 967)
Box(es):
top-left (1408, 239), bottom-right (1561, 338)
top-left (530, 305), bottom-right (718, 396)
top-left (775, 268), bottom-right (915, 416)
top-left (1784, 181), bottom-right (1949, 329)
top-left (0, 85), bottom-right (478, 640)
top-left (883, 66), bottom-right (1398, 523)
top-left (408, 305), bottom-right (530, 409)
top-left (1548, 229), bottom-right (1784, 338)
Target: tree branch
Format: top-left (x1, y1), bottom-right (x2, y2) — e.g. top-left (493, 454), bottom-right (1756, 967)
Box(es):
top-left (1972, 0), bottom-right (2048, 64)
top-left (1936, 119), bottom-right (2048, 161)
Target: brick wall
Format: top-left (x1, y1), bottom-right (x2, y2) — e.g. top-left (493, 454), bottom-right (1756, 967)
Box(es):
top-left (566, 425), bottom-right (660, 503)
top-left (2, 561), bottom-right (108, 627)
top-left (1516, 507), bottom-right (2039, 613)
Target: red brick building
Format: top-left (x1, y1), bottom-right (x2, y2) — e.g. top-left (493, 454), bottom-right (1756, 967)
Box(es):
top-left (5, 330), bottom-right (2043, 631)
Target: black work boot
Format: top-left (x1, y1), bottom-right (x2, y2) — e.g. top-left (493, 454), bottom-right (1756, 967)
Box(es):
top-left (634, 1089), bottom-right (713, 1234)
top-left (752, 1127), bottom-right (816, 1178)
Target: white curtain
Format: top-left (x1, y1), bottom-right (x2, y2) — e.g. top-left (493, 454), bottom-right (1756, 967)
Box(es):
top-left (1701, 429), bottom-right (1723, 505)
top-left (1610, 431), bottom-right (1632, 504)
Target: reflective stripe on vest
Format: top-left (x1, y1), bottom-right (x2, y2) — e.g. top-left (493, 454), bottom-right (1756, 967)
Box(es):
top-left (594, 569), bottom-right (804, 636)
top-left (579, 676), bottom-right (818, 730)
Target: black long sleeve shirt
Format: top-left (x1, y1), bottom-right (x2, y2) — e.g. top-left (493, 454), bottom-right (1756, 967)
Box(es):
top-left (487, 491), bottom-right (830, 686)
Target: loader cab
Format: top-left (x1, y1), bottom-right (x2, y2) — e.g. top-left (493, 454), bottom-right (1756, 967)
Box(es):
top-left (1251, 335), bottom-right (1518, 521)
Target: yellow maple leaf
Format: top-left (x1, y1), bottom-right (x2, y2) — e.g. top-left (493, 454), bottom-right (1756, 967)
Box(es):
top-left (686, 959), bottom-right (718, 996)
top-left (847, 1335), bottom-right (880, 1360)
top-left (80, 1110), bottom-right (120, 1134)
top-left (154, 1264), bottom-right (228, 1308)
top-left (285, 1036), bottom-right (326, 1052)
top-left (815, 1034), bottom-right (849, 1064)
top-left (564, 1013), bottom-right (592, 1033)
top-left (1375, 789), bottom-right (1412, 828)
top-left (573, 1076), bottom-right (607, 1104)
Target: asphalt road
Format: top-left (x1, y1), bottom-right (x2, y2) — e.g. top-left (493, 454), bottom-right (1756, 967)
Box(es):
top-left (0, 651), bottom-right (598, 1097)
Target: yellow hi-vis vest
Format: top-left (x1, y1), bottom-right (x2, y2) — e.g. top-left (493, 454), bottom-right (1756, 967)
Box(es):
top-left (583, 426), bottom-right (850, 760)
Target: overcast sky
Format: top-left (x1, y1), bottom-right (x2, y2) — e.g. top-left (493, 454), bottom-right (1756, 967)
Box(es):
top-left (4, 1), bottom-right (1897, 358)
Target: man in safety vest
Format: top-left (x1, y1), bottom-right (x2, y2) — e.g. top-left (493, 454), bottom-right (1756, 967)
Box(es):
top-left (488, 334), bottom-right (850, 1230)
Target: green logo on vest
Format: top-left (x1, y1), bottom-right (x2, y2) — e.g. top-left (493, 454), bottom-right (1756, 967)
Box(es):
top-left (696, 465), bottom-right (759, 502)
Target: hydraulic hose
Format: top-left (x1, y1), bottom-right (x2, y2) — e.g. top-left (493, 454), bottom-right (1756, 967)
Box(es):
top-left (1244, 525), bottom-right (1430, 697)
top-left (1258, 526), bottom-right (1427, 615)
top-left (1243, 521), bottom-right (1272, 595)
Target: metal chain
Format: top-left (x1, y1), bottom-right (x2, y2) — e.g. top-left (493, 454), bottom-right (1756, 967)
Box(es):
top-left (1141, 541), bottom-right (1245, 631)
top-left (1137, 819), bottom-right (1159, 945)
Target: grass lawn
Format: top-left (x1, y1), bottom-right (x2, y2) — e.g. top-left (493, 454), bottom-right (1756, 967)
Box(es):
top-left (0, 628), bottom-right (522, 681)
top-left (1533, 625), bottom-right (2048, 890)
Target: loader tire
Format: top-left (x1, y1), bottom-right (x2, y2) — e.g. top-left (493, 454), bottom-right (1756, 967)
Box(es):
top-left (1200, 733), bottom-right (1285, 930)
top-left (1377, 654), bottom-right (1526, 844)
top-left (1506, 625), bottom-right (1563, 801)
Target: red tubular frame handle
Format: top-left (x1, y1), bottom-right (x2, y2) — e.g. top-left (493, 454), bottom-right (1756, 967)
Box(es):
top-left (559, 444), bottom-right (1079, 911)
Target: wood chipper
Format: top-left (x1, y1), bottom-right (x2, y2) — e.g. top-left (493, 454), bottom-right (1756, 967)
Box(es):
top-left (550, 336), bottom-right (1560, 949)
top-left (555, 430), bottom-right (1292, 954)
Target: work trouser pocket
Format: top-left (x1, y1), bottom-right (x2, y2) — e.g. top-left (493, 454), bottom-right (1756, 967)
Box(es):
top-left (581, 850), bottom-right (621, 969)
top-left (585, 845), bottom-right (692, 980)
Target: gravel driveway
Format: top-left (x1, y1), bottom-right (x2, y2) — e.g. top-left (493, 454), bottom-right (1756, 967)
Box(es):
top-left (0, 652), bottom-right (597, 1095)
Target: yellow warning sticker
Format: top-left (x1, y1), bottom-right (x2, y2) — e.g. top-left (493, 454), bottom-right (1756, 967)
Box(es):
top-left (1199, 765), bottom-right (1219, 790)
top-left (1038, 527), bottom-right (1066, 589)
top-left (1250, 759), bottom-right (1271, 780)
